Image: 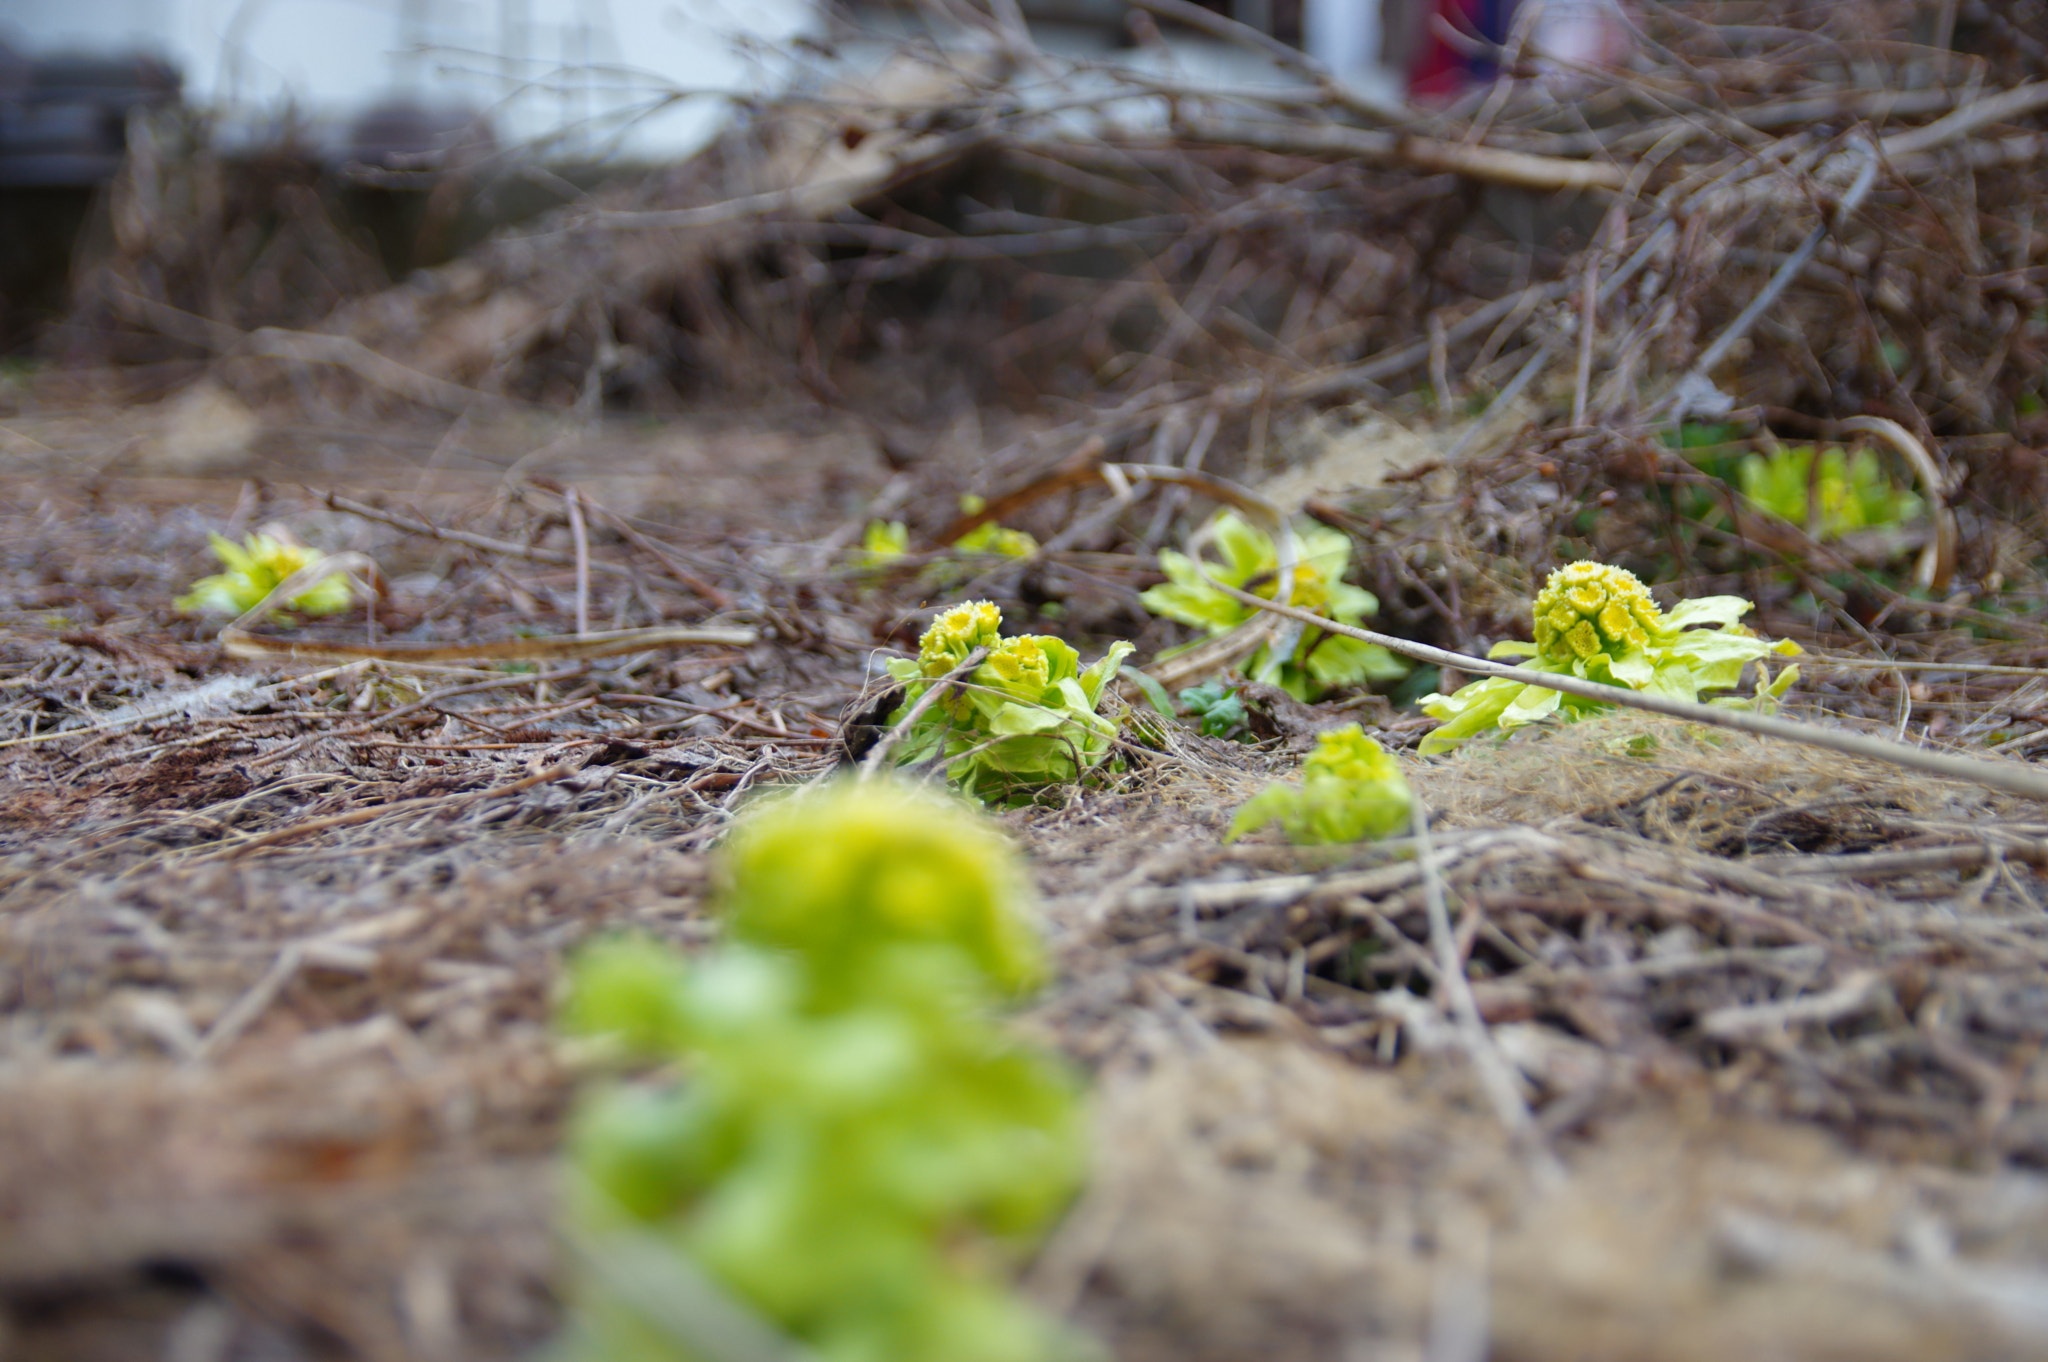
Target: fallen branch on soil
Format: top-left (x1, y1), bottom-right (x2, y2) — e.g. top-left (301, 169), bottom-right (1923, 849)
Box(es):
top-left (1173, 117), bottom-right (1631, 193)
top-left (320, 491), bottom-right (645, 577)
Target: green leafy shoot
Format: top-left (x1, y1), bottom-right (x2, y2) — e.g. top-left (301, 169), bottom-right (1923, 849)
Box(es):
top-left (1418, 561), bottom-right (1800, 756)
top-left (1738, 443), bottom-right (1923, 539)
top-left (1140, 511), bottom-right (1404, 701)
top-left (953, 521), bottom-right (1039, 559)
top-left (880, 601), bottom-right (1133, 804)
top-left (558, 779), bottom-right (1089, 1362)
top-left (1177, 681), bottom-right (1250, 740)
top-left (174, 531), bottom-right (355, 622)
top-left (949, 493), bottom-right (1038, 560)
top-left (1227, 725), bottom-right (1413, 845)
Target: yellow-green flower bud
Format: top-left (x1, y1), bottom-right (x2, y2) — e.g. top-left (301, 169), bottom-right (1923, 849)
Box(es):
top-left (720, 778), bottom-right (1047, 999)
top-left (916, 599), bottom-right (1003, 677)
top-left (981, 634), bottom-right (1052, 698)
top-left (1531, 561), bottom-right (1663, 664)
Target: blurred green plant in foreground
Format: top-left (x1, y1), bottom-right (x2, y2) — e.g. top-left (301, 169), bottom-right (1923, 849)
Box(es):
top-left (174, 531), bottom-right (354, 621)
top-left (1140, 511), bottom-right (1404, 701)
top-left (558, 778), bottom-right (1090, 1362)
top-left (881, 601), bottom-right (1132, 804)
top-left (1738, 444), bottom-right (1923, 538)
top-left (1228, 724), bottom-right (1413, 845)
top-left (1419, 561), bottom-right (1799, 755)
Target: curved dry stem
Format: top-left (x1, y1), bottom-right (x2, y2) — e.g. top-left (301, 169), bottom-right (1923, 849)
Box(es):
top-left (1838, 415), bottom-right (1956, 595)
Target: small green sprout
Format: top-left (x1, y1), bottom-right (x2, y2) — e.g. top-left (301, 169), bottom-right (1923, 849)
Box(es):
top-left (1738, 444), bottom-right (1923, 538)
top-left (881, 601), bottom-right (1133, 803)
top-left (174, 531), bottom-right (354, 620)
top-left (1140, 511), bottom-right (1404, 701)
top-left (853, 508), bottom-right (1037, 580)
top-left (1177, 681), bottom-right (1250, 740)
top-left (1418, 561), bottom-right (1800, 755)
top-left (559, 779), bottom-right (1088, 1362)
top-left (949, 493), bottom-right (1038, 559)
top-left (1227, 724), bottom-right (1412, 845)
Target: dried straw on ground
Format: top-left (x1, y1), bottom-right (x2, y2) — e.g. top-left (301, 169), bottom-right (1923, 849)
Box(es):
top-left (7, 2), bottom-right (2048, 1359)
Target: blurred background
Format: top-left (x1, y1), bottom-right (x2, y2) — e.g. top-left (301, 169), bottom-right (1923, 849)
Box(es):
top-left (0, 0), bottom-right (1425, 351)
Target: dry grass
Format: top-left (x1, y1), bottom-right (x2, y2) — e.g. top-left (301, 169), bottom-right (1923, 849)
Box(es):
top-left (8, 1), bottom-right (2048, 1357)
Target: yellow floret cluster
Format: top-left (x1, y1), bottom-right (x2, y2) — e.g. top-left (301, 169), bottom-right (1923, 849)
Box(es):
top-left (1531, 561), bottom-right (1664, 664)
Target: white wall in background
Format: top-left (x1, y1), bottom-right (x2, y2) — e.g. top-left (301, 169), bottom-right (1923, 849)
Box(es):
top-left (1303, 0), bottom-right (1382, 87)
top-left (1, 0), bottom-right (821, 161)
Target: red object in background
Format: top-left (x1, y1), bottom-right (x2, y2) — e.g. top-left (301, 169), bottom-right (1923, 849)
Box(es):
top-left (1409, 0), bottom-right (1501, 99)
top-left (1407, 0), bottom-right (1634, 100)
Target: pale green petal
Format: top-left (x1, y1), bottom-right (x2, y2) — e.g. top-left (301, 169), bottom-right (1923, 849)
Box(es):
top-left (1213, 513), bottom-right (1270, 580)
top-left (1139, 578), bottom-right (1244, 634)
top-left (1604, 650), bottom-right (1657, 688)
top-left (1326, 582), bottom-right (1379, 624)
top-left (1500, 683), bottom-right (1565, 727)
top-left (988, 703), bottom-right (1067, 737)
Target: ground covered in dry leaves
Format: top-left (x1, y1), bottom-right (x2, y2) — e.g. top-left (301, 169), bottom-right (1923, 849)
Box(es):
top-left (1, 390), bottom-right (2047, 1362)
top-left (16, 2), bottom-right (2048, 1355)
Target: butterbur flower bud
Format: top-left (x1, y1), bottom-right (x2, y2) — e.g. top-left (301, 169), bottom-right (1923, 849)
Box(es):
top-left (1532, 561), bottom-right (1663, 664)
top-left (916, 599), bottom-right (1003, 676)
top-left (1420, 560), bottom-right (1800, 754)
top-left (981, 634), bottom-right (1056, 699)
top-left (884, 600), bottom-right (1132, 802)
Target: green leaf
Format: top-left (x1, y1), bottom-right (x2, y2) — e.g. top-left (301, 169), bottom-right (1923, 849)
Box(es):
top-left (1178, 681), bottom-right (1250, 739)
top-left (1302, 632), bottom-right (1407, 687)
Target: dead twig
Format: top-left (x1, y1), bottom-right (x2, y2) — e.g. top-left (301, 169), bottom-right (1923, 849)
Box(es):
top-left (212, 759), bottom-right (583, 857)
top-left (564, 486), bottom-right (592, 638)
top-left (856, 646), bottom-right (988, 779)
